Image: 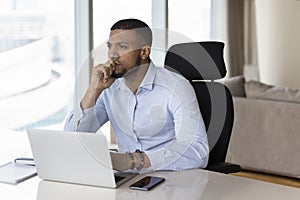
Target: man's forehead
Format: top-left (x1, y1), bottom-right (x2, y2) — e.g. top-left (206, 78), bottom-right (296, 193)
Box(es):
top-left (108, 29), bottom-right (137, 43)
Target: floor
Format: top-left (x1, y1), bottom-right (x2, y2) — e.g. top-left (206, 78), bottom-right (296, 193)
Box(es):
top-left (231, 170), bottom-right (300, 188)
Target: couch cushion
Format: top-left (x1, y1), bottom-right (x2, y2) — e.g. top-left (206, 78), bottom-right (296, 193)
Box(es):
top-left (220, 76), bottom-right (246, 97)
top-left (245, 80), bottom-right (300, 104)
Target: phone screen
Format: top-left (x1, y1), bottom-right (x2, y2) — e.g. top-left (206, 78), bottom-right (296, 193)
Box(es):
top-left (129, 176), bottom-right (165, 191)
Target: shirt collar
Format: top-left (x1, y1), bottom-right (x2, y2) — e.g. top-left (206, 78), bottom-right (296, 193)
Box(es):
top-left (139, 61), bottom-right (156, 91)
top-left (116, 62), bottom-right (156, 92)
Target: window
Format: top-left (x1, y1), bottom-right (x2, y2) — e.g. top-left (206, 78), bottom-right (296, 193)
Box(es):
top-left (0, 0), bottom-right (75, 131)
top-left (92, 0), bottom-right (211, 65)
top-left (168, 0), bottom-right (211, 46)
top-left (93, 0), bottom-right (152, 48)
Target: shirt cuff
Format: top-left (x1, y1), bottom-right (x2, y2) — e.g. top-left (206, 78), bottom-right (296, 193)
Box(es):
top-left (75, 105), bottom-right (97, 131)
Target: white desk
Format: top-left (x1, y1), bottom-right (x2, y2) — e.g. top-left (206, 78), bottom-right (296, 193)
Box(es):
top-left (1, 130), bottom-right (300, 200)
top-left (1, 169), bottom-right (300, 200)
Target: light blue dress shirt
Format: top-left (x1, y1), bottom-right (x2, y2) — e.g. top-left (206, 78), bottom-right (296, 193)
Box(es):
top-left (64, 62), bottom-right (209, 171)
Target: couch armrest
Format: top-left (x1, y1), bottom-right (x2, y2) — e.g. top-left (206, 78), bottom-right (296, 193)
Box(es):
top-left (226, 97), bottom-right (300, 178)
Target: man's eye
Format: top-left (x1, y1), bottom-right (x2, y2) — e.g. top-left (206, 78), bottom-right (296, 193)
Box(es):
top-left (119, 44), bottom-right (127, 49)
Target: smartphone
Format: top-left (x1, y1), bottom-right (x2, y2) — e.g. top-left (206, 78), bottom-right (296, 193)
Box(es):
top-left (129, 176), bottom-right (165, 191)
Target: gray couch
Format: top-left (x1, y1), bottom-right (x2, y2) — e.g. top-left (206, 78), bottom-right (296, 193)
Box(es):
top-left (222, 76), bottom-right (300, 178)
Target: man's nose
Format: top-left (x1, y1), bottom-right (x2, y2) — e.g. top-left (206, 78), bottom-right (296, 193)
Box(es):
top-left (108, 47), bottom-right (119, 60)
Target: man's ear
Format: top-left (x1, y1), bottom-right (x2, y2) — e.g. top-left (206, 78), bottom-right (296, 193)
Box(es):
top-left (140, 46), bottom-right (151, 60)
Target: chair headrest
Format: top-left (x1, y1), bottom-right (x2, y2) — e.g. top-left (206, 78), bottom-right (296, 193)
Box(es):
top-left (164, 42), bottom-right (227, 80)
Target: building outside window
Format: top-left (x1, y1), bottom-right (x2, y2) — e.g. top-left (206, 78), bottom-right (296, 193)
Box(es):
top-left (0, 0), bottom-right (75, 132)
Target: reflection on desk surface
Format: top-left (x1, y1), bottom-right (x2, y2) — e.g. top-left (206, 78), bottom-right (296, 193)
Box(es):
top-left (117, 170), bottom-right (208, 200)
top-left (34, 169), bottom-right (300, 200)
top-left (37, 170), bottom-right (208, 200)
top-left (37, 180), bottom-right (116, 200)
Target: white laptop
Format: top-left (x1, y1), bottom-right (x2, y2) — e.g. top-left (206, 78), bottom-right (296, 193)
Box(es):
top-left (26, 129), bottom-right (136, 188)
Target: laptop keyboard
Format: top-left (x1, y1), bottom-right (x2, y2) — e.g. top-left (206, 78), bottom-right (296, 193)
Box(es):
top-left (115, 175), bottom-right (125, 183)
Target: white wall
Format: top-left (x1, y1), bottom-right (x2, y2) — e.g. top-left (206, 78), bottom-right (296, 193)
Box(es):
top-left (255, 0), bottom-right (300, 89)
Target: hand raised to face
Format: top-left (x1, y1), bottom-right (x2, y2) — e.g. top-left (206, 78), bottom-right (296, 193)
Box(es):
top-left (90, 59), bottom-right (117, 91)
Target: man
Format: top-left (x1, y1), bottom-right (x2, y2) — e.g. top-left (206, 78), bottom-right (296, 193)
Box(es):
top-left (64, 18), bottom-right (209, 171)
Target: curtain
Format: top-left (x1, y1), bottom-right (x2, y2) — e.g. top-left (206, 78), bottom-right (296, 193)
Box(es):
top-left (244, 0), bottom-right (257, 68)
top-left (226, 0), bottom-right (258, 78)
top-left (243, 0), bottom-right (259, 80)
top-left (227, 0), bottom-right (244, 76)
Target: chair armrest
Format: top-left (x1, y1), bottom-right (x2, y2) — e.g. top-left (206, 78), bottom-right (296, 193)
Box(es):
top-left (205, 162), bottom-right (241, 174)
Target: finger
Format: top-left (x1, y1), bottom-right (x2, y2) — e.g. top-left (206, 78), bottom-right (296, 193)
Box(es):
top-left (93, 67), bottom-right (106, 81)
top-left (97, 70), bottom-right (103, 79)
top-left (102, 68), bottom-right (109, 83)
top-left (110, 60), bottom-right (116, 72)
top-left (108, 60), bottom-right (117, 75)
top-left (94, 61), bottom-right (114, 82)
top-left (103, 65), bottom-right (115, 83)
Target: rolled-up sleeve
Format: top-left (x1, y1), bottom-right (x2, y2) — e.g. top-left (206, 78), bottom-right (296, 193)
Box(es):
top-left (63, 106), bottom-right (99, 132)
top-left (64, 95), bottom-right (108, 133)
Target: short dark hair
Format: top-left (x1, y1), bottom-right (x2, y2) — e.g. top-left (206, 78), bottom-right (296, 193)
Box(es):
top-left (110, 18), bottom-right (152, 47)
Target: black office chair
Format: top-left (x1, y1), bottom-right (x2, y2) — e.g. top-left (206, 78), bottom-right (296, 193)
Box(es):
top-left (164, 41), bottom-right (241, 173)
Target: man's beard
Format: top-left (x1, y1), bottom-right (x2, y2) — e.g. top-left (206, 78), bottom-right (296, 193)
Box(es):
top-left (111, 56), bottom-right (142, 78)
top-left (111, 69), bottom-right (126, 78)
